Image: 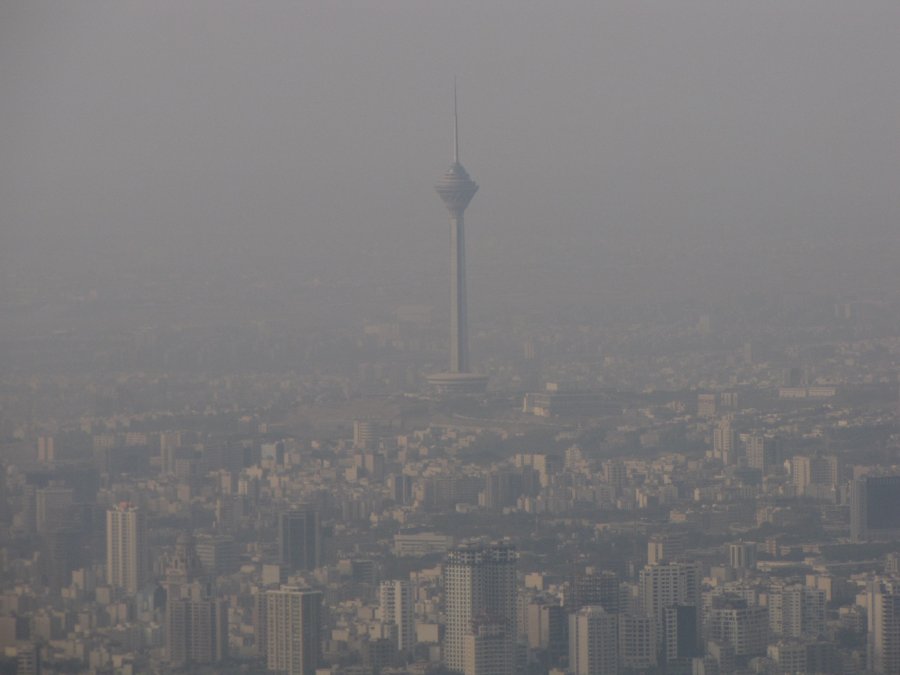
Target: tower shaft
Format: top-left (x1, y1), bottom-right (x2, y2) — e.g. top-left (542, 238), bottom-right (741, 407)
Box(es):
top-left (436, 163), bottom-right (477, 375)
top-left (450, 211), bottom-right (468, 373)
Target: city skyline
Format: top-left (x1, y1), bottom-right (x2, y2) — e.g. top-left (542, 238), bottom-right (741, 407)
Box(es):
top-left (3, 4), bottom-right (900, 675)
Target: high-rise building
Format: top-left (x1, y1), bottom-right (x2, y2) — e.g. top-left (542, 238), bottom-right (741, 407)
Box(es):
top-left (639, 562), bottom-right (700, 619)
top-left (720, 390), bottom-right (739, 409)
top-left (163, 532), bottom-right (228, 667)
top-left (867, 580), bottom-right (900, 673)
top-left (638, 561), bottom-right (701, 659)
top-left (514, 453), bottom-right (553, 488)
top-left (36, 486), bottom-right (73, 534)
top-left (379, 580), bottom-right (414, 653)
top-left (728, 542), bottom-right (757, 570)
top-left (106, 503), bottom-right (146, 594)
top-left (37, 435), bottom-right (55, 464)
top-left (266, 586), bottom-right (322, 675)
top-left (767, 584), bottom-right (825, 639)
top-left (767, 640), bottom-right (837, 675)
top-left (427, 86), bottom-right (488, 395)
top-left (389, 474), bottom-right (414, 506)
top-left (706, 596), bottom-right (768, 658)
top-left (697, 393), bottom-right (717, 418)
top-left (647, 532), bottom-right (687, 566)
top-left (159, 431), bottom-right (183, 475)
top-left (253, 590), bottom-right (268, 658)
top-left (166, 594), bottom-right (228, 667)
top-left (43, 527), bottom-right (83, 591)
top-left (524, 597), bottom-right (566, 665)
top-left (443, 541), bottom-right (517, 675)
top-left (602, 459), bottom-right (626, 487)
top-left (746, 435), bottom-right (779, 474)
top-left (195, 534), bottom-right (238, 578)
top-left (363, 632), bottom-right (397, 673)
top-left (463, 618), bottom-right (511, 675)
top-left (355, 450), bottom-right (386, 481)
top-left (851, 475), bottom-right (900, 541)
top-left (569, 606), bottom-right (618, 675)
top-left (15, 643), bottom-right (40, 675)
top-left (662, 604), bottom-right (701, 665)
top-left (571, 568), bottom-right (621, 614)
top-left (706, 640), bottom-right (736, 674)
top-left (482, 470), bottom-right (537, 511)
top-left (618, 614), bottom-right (657, 671)
top-left (353, 420), bottom-right (378, 449)
top-left (278, 505), bottom-right (321, 572)
top-left (712, 418), bottom-right (737, 464)
top-left (163, 532), bottom-right (203, 591)
top-left (792, 455), bottom-right (840, 495)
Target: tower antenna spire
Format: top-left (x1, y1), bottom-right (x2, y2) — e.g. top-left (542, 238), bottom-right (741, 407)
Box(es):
top-left (452, 78), bottom-right (459, 164)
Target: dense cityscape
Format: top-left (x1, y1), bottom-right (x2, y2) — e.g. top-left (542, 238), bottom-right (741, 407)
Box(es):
top-left (6, 267), bottom-right (900, 675)
top-left (7, 124), bottom-right (900, 674)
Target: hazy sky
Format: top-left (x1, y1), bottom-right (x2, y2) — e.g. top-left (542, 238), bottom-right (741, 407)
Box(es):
top-left (3, 1), bottom-right (900, 320)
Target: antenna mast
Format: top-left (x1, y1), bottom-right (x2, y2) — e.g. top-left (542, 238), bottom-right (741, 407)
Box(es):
top-left (452, 78), bottom-right (459, 164)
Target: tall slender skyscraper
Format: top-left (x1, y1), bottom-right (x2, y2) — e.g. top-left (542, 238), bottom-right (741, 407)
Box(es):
top-left (164, 533), bottom-right (228, 667)
top-left (569, 606), bottom-right (619, 675)
top-left (428, 84), bottom-right (488, 395)
top-left (867, 579), bottom-right (900, 674)
top-left (639, 561), bottom-right (702, 663)
top-left (278, 505), bottom-right (321, 572)
top-left (443, 541), bottom-right (517, 675)
top-left (106, 503), bottom-right (147, 594)
top-left (379, 579), bottom-right (414, 653)
top-left (266, 586), bottom-right (323, 675)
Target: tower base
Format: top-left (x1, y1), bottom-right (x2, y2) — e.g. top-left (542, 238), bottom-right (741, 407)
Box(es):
top-left (426, 372), bottom-right (489, 395)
